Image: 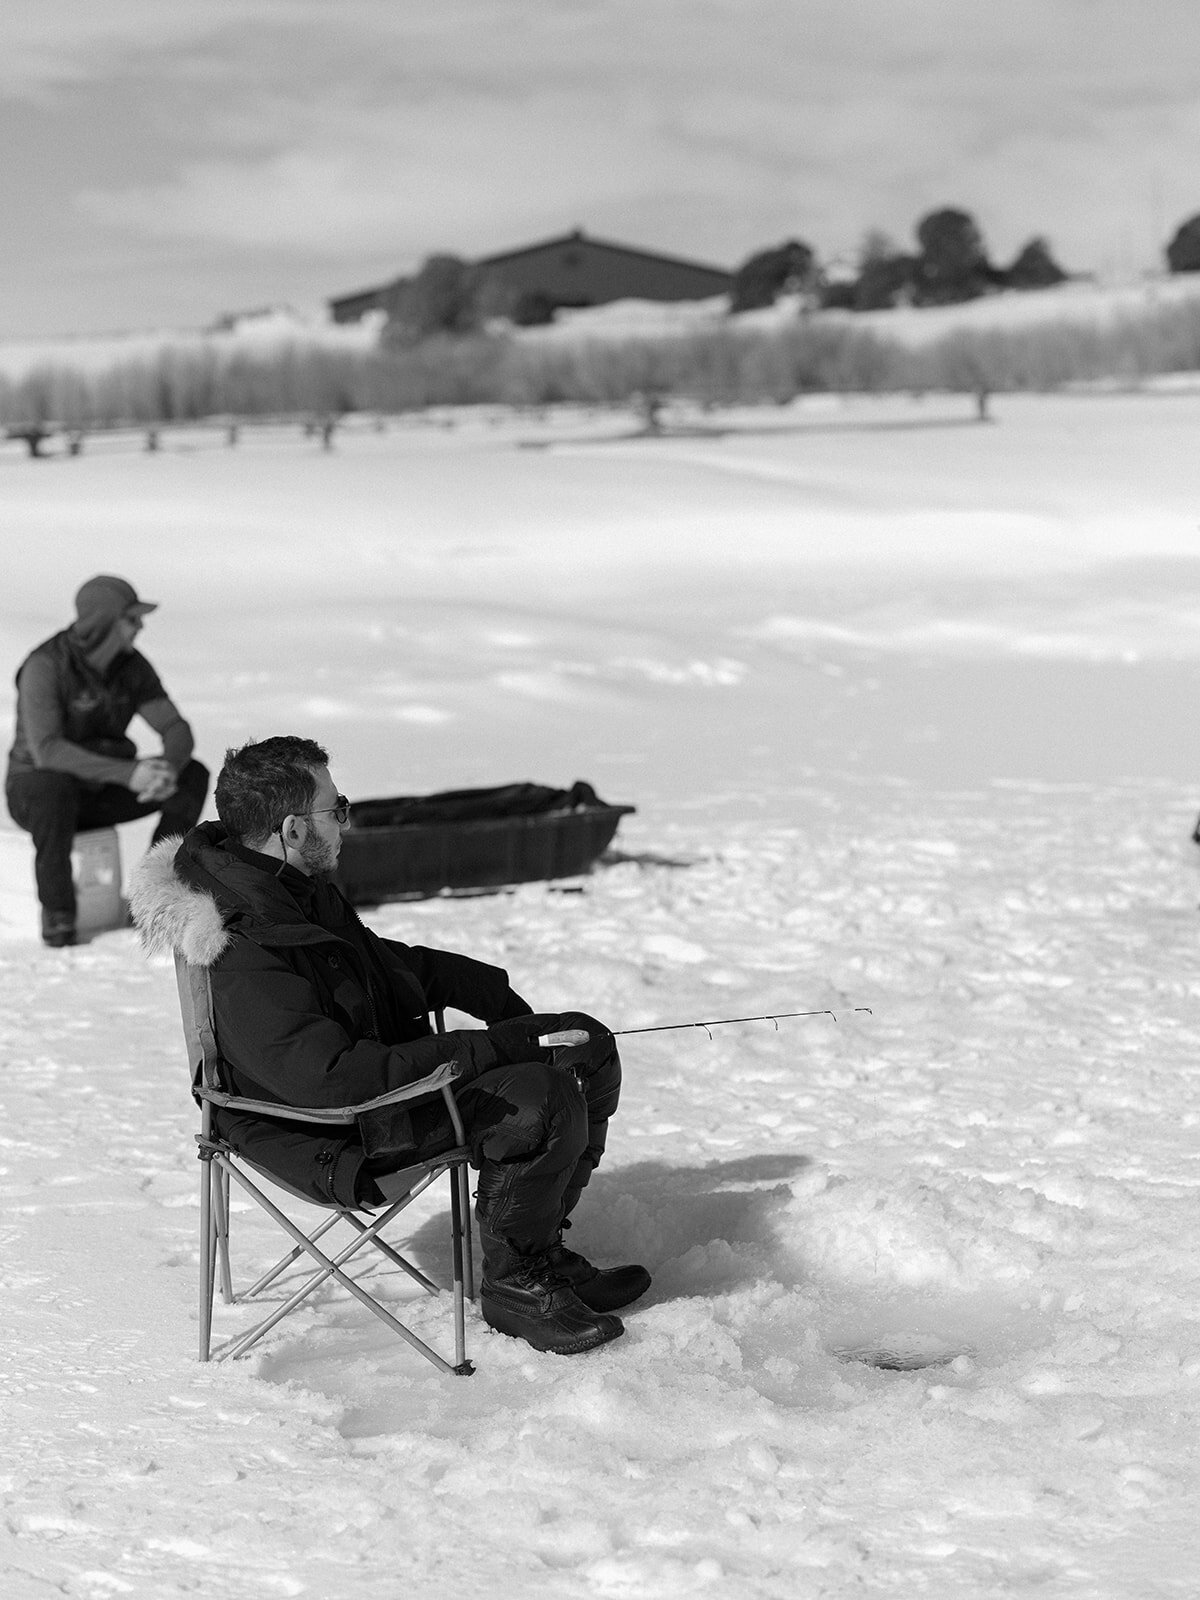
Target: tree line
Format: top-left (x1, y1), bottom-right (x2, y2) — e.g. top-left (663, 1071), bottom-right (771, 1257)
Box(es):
top-left (7, 203), bottom-right (1200, 440)
top-left (380, 207), bottom-right (1066, 343)
top-left (378, 204), bottom-right (1200, 343)
top-left (7, 288), bottom-right (1200, 441)
top-left (730, 208), bottom-right (1070, 315)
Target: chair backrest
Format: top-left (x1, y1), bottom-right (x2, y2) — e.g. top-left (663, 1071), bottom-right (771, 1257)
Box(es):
top-left (173, 954), bottom-right (448, 1101)
top-left (173, 952), bottom-right (365, 1211)
top-left (174, 953), bottom-right (222, 1098)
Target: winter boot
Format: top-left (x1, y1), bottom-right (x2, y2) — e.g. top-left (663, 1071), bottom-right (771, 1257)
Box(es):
top-left (545, 1232), bottom-right (651, 1313)
top-left (40, 909), bottom-right (76, 949)
top-left (479, 1229), bottom-right (624, 1356)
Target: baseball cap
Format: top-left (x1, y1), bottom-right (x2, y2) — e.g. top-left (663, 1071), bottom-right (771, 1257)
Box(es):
top-left (74, 575), bottom-right (158, 622)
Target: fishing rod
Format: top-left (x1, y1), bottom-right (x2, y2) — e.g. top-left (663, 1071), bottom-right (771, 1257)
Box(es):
top-left (539, 1007), bottom-right (871, 1048)
top-left (613, 1007), bottom-right (871, 1039)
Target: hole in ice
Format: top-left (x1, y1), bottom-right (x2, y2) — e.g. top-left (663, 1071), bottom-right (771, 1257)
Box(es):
top-left (830, 1333), bottom-right (967, 1371)
top-left (820, 1286), bottom-right (1039, 1373)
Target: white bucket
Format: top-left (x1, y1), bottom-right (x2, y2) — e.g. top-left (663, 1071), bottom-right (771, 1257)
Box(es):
top-left (71, 827), bottom-right (124, 936)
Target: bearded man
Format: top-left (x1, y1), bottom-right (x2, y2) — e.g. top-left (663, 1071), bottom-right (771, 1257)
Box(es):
top-left (129, 734), bottom-right (649, 1356)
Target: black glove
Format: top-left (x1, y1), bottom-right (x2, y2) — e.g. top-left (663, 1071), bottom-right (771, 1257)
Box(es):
top-left (484, 1015), bottom-right (556, 1066)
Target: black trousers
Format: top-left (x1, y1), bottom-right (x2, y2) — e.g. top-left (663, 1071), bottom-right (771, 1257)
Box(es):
top-left (6, 761), bottom-right (210, 916)
top-left (368, 1011), bottom-right (622, 1254)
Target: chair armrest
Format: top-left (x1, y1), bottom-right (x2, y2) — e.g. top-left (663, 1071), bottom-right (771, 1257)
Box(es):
top-left (197, 1058), bottom-right (462, 1124)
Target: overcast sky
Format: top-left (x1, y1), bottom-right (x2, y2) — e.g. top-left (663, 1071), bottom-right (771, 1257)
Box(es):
top-left (3, 0), bottom-right (1199, 337)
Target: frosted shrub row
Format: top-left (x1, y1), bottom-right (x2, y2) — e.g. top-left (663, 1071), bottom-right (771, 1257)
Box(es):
top-left (4, 298), bottom-right (1200, 430)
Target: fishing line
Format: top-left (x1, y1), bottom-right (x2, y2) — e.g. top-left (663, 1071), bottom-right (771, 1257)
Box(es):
top-left (610, 1007), bottom-right (872, 1041)
top-left (539, 1008), bottom-right (871, 1048)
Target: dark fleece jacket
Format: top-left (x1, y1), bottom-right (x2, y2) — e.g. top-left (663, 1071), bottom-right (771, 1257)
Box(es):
top-left (131, 822), bottom-right (533, 1204)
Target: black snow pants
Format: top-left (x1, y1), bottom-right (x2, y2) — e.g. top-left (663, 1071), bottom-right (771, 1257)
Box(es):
top-left (6, 761), bottom-right (210, 917)
top-left (367, 1010), bottom-right (621, 1253)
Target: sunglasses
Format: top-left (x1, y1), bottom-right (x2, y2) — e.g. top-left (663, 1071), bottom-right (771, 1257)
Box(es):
top-left (303, 795), bottom-right (352, 825)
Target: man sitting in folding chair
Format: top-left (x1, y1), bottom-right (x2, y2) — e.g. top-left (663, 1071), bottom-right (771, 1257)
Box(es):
top-left (134, 734), bottom-right (649, 1356)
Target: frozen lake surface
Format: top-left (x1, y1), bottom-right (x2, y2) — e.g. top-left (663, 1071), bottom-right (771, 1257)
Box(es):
top-left (3, 391), bottom-right (1200, 1597)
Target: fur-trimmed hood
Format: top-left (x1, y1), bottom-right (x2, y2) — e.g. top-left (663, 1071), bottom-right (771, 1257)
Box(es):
top-left (127, 835), bottom-right (231, 967)
top-left (128, 823), bottom-right (334, 968)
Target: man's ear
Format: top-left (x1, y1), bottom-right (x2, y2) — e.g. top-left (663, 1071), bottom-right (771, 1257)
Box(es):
top-left (279, 814), bottom-right (307, 850)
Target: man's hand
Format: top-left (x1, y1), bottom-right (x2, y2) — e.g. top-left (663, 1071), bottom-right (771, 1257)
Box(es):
top-left (485, 1016), bottom-right (557, 1066)
top-left (129, 757), bottom-right (177, 803)
top-left (538, 1028), bottom-right (590, 1048)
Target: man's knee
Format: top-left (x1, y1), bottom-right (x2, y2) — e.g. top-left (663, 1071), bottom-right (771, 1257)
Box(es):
top-left (463, 1059), bottom-right (587, 1164)
top-left (178, 759), bottom-right (210, 798)
top-left (156, 760), bottom-right (209, 832)
top-left (167, 759), bottom-right (209, 810)
top-left (5, 770), bottom-right (81, 836)
top-left (467, 1060), bottom-right (588, 1240)
top-left (549, 1011), bottom-right (621, 1114)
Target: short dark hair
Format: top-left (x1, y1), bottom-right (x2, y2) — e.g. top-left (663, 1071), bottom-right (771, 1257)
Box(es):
top-left (215, 735), bottom-right (330, 844)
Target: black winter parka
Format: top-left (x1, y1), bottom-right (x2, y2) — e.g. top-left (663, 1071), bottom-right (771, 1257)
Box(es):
top-left (172, 824), bottom-right (532, 1204)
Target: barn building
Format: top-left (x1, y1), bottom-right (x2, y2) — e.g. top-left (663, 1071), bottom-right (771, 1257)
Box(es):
top-left (328, 228), bottom-right (733, 324)
top-left (477, 229), bottom-right (732, 313)
top-left (326, 284), bottom-right (391, 325)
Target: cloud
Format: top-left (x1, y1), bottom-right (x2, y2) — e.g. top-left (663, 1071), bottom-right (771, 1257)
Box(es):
top-left (1, 0), bottom-right (269, 94)
top-left (76, 85), bottom-right (725, 257)
top-left (13, 0), bottom-right (1200, 313)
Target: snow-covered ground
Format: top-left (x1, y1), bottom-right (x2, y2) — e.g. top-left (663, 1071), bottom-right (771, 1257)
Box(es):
top-left (3, 392), bottom-right (1200, 1597)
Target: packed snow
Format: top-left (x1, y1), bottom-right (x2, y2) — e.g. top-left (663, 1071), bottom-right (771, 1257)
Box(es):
top-left (3, 392), bottom-right (1200, 1598)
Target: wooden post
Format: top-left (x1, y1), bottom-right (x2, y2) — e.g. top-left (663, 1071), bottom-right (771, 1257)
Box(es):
top-left (636, 392), bottom-right (664, 435)
top-left (8, 425), bottom-right (52, 458)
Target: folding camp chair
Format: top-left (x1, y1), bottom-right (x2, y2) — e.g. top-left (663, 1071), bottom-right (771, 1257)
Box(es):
top-left (174, 955), bottom-right (476, 1376)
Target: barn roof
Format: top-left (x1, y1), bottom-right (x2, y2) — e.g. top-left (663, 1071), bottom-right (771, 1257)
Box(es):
top-left (478, 227), bottom-right (731, 279)
top-left (328, 227), bottom-right (733, 319)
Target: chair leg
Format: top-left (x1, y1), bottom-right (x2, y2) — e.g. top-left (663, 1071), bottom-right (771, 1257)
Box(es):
top-left (238, 1208), bottom-right (343, 1302)
top-left (339, 1164), bottom-right (445, 1294)
top-left (218, 1163), bottom-right (468, 1374)
top-left (213, 1162), bottom-right (234, 1304)
top-left (198, 1156), bottom-right (217, 1362)
top-left (457, 1163), bottom-right (475, 1301)
top-left (449, 1168), bottom-right (467, 1370)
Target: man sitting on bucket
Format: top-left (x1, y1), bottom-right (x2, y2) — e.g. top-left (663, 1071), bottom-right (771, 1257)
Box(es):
top-left (129, 734), bottom-right (649, 1355)
top-left (5, 574), bottom-right (209, 947)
